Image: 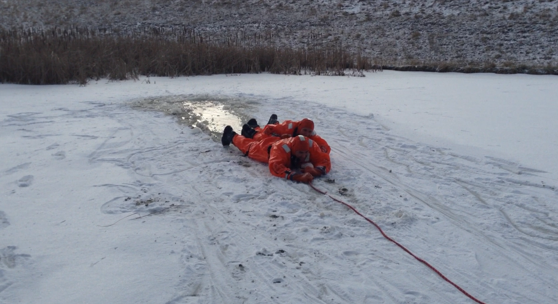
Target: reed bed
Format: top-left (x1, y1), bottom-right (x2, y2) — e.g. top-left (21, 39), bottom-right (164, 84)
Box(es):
top-left (0, 27), bottom-right (380, 85)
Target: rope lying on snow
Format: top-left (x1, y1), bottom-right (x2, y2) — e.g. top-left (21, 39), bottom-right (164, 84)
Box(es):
top-left (309, 183), bottom-right (486, 304)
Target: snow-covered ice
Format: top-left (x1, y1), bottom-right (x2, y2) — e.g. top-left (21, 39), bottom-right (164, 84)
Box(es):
top-left (1, 71), bottom-right (557, 303)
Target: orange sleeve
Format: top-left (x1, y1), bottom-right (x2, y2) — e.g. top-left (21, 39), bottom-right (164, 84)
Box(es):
top-left (266, 120), bottom-right (297, 138)
top-left (310, 134), bottom-right (331, 154)
top-left (309, 140), bottom-right (331, 174)
top-left (268, 142), bottom-right (293, 179)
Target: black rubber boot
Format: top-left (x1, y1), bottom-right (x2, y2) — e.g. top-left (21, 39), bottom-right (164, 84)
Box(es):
top-left (247, 118), bottom-right (259, 128)
top-left (241, 124), bottom-right (257, 139)
top-left (267, 114), bottom-right (278, 125)
top-left (221, 126), bottom-right (236, 146)
top-left (241, 124), bottom-right (256, 138)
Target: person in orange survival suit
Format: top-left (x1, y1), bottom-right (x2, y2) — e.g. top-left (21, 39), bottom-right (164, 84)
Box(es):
top-left (222, 125), bottom-right (331, 184)
top-left (241, 115), bottom-right (331, 154)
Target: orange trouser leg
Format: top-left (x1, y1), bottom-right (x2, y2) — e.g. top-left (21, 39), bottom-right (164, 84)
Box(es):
top-left (252, 132), bottom-right (265, 141)
top-left (252, 125), bottom-right (273, 141)
top-left (247, 137), bottom-right (282, 163)
top-left (232, 135), bottom-right (257, 155)
top-left (233, 136), bottom-right (280, 163)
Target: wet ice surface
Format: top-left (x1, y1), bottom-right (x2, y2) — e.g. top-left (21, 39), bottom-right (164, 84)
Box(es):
top-left (130, 95), bottom-right (256, 140)
top-left (183, 101), bottom-right (242, 133)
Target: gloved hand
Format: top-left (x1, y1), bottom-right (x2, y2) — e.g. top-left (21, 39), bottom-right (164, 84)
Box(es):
top-left (291, 172), bottom-right (314, 184)
top-left (303, 166), bottom-right (323, 177)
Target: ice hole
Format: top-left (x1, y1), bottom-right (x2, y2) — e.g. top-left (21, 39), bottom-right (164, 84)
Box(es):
top-left (181, 101), bottom-right (243, 134)
top-left (130, 95), bottom-right (255, 141)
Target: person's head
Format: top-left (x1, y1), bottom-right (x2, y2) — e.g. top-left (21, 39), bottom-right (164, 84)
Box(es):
top-left (297, 118), bottom-right (314, 137)
top-left (291, 135), bottom-right (310, 160)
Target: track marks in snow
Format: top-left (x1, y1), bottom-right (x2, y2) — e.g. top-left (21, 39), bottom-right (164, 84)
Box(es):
top-left (0, 246), bottom-right (32, 296)
top-left (250, 98), bottom-right (558, 303)
top-left (0, 212), bottom-right (9, 230)
top-left (114, 95), bottom-right (558, 303)
top-left (16, 175), bottom-right (33, 188)
top-left (165, 154), bottom-right (383, 303)
top-left (3, 163), bottom-right (31, 175)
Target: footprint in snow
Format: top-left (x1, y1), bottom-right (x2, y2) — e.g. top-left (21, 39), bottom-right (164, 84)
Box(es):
top-left (4, 162), bottom-right (31, 175)
top-left (52, 151), bottom-right (66, 160)
top-left (0, 211), bottom-right (9, 229)
top-left (17, 175), bottom-right (34, 187)
top-left (46, 143), bottom-right (60, 150)
top-left (0, 246), bottom-right (31, 269)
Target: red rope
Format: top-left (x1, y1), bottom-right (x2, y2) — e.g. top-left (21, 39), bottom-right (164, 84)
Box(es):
top-left (309, 183), bottom-right (486, 304)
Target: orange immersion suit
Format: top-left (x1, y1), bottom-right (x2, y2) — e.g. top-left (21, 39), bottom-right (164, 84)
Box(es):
top-left (252, 120), bottom-right (331, 154)
top-left (232, 135), bottom-right (331, 180)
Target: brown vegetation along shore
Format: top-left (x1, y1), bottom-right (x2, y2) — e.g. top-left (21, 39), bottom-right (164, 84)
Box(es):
top-left (1, 24), bottom-right (556, 85)
top-left (0, 28), bottom-right (379, 85)
top-left (382, 64), bottom-right (558, 75)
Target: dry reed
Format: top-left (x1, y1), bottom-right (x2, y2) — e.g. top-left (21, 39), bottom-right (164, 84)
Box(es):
top-left (0, 27), bottom-right (380, 85)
